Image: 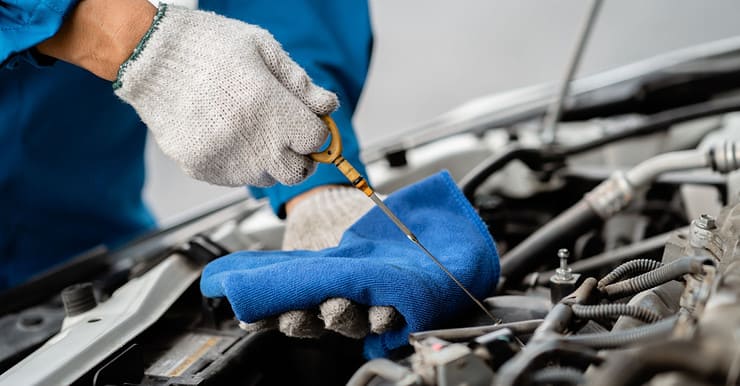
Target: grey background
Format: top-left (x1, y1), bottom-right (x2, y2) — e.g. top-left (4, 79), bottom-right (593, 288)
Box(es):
top-left (144, 0), bottom-right (740, 223)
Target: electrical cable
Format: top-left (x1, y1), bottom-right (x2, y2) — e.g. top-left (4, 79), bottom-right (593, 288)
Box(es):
top-left (597, 259), bottom-right (664, 289)
top-left (602, 256), bottom-right (712, 299)
top-left (571, 304), bottom-right (662, 324)
top-left (561, 315), bottom-right (677, 349)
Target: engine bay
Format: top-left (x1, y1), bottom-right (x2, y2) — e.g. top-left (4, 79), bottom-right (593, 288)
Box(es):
top-left (4, 38), bottom-right (740, 386)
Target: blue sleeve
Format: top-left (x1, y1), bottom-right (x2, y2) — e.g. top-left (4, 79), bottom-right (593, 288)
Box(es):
top-left (199, 0), bottom-right (373, 218)
top-left (0, 0), bottom-right (79, 68)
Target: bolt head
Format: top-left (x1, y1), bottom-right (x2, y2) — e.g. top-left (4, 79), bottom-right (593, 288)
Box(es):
top-left (557, 249), bottom-right (570, 259)
top-left (696, 214), bottom-right (717, 230)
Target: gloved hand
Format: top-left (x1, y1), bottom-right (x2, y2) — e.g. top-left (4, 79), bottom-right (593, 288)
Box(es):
top-left (238, 186), bottom-right (404, 339)
top-left (201, 171), bottom-right (500, 358)
top-left (282, 186), bottom-right (376, 251)
top-left (114, 4), bottom-right (337, 187)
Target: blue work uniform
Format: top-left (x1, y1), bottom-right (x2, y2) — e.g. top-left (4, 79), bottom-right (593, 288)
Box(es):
top-left (0, 0), bottom-right (372, 289)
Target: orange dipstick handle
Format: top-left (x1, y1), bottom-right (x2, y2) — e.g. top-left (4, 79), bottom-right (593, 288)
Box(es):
top-left (310, 116), bottom-right (374, 196)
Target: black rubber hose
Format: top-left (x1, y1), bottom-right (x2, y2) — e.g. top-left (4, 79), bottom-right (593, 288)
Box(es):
top-left (531, 367), bottom-right (585, 386)
top-left (597, 259), bottom-right (663, 289)
top-left (459, 146), bottom-right (561, 200)
top-left (501, 200), bottom-right (600, 283)
top-left (534, 303), bottom-right (575, 341)
top-left (564, 278), bottom-right (599, 306)
top-left (571, 304), bottom-right (662, 324)
top-left (585, 340), bottom-right (730, 386)
top-left (561, 315), bottom-right (677, 349)
top-left (602, 256), bottom-right (712, 298)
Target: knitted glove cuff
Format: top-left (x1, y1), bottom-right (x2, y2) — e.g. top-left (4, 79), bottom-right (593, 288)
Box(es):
top-left (112, 3), bottom-right (168, 90)
top-left (112, 4), bottom-right (254, 100)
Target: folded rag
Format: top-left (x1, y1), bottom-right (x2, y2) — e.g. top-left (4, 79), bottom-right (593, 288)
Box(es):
top-left (200, 171), bottom-right (500, 357)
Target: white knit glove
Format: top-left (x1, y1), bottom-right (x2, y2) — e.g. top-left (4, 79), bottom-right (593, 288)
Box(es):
top-left (238, 187), bottom-right (404, 339)
top-left (114, 4), bottom-right (337, 187)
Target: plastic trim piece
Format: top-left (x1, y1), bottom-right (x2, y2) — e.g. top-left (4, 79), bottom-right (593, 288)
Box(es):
top-left (0, 254), bottom-right (200, 385)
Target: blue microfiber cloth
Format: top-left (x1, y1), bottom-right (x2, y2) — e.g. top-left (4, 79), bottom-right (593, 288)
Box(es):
top-left (200, 170), bottom-right (500, 358)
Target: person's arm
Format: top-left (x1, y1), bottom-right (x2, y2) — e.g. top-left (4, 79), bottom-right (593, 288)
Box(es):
top-left (25, 2), bottom-right (340, 189)
top-left (35, 0), bottom-right (156, 81)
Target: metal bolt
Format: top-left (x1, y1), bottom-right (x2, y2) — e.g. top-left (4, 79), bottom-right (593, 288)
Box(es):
top-left (556, 249), bottom-right (572, 280)
top-left (695, 214), bottom-right (717, 230)
top-left (558, 249), bottom-right (570, 269)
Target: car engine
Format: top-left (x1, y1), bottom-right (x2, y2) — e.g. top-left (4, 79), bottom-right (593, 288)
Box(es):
top-left (4, 38), bottom-right (740, 386)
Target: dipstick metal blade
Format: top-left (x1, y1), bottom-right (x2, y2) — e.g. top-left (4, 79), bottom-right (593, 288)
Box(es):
top-left (368, 193), bottom-right (500, 323)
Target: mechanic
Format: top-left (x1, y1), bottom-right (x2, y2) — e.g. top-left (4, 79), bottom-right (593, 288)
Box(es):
top-left (0, 0), bottom-right (372, 287)
top-left (2, 1), bottom-right (502, 356)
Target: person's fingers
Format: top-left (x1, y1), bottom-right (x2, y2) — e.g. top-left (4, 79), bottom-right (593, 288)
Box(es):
top-left (264, 86), bottom-right (329, 185)
top-left (283, 102), bottom-right (329, 155)
top-left (181, 159), bottom-right (277, 188)
top-left (238, 318), bottom-right (277, 333)
top-left (278, 310), bottom-right (324, 338)
top-left (238, 304), bottom-right (403, 338)
top-left (369, 306), bottom-right (405, 334)
top-left (319, 298), bottom-right (369, 339)
top-left (256, 33), bottom-right (339, 115)
top-left (270, 148), bottom-right (316, 186)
